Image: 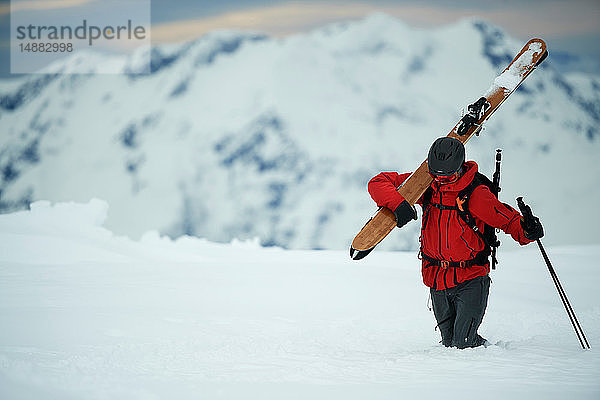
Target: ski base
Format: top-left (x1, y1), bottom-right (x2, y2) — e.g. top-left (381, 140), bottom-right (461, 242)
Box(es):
top-left (350, 246), bottom-right (375, 260)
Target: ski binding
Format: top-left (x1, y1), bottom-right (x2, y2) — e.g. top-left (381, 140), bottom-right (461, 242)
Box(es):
top-left (456, 97), bottom-right (491, 136)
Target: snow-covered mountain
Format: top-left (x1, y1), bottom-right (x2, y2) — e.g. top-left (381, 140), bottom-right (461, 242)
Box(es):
top-left (0, 14), bottom-right (599, 250)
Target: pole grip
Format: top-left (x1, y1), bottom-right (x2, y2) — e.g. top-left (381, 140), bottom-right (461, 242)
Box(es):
top-left (516, 196), bottom-right (534, 220)
top-left (493, 149), bottom-right (502, 194)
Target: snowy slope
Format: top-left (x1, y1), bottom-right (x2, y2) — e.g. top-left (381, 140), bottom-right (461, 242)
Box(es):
top-left (0, 14), bottom-right (599, 251)
top-left (0, 201), bottom-right (598, 399)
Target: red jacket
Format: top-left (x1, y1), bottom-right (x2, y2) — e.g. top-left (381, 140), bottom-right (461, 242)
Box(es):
top-left (368, 161), bottom-right (532, 290)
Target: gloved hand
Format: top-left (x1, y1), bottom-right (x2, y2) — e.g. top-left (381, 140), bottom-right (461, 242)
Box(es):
top-left (393, 200), bottom-right (417, 228)
top-left (521, 215), bottom-right (544, 240)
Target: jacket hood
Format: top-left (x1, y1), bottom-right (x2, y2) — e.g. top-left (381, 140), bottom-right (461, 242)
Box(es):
top-left (433, 161), bottom-right (478, 192)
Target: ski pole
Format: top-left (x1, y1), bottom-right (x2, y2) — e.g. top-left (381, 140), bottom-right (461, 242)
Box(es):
top-left (517, 197), bottom-right (590, 349)
top-left (537, 237), bottom-right (590, 349)
top-left (490, 149), bottom-right (502, 270)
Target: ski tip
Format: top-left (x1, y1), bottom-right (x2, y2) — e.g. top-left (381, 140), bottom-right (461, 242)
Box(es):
top-left (527, 38), bottom-right (547, 51)
top-left (350, 246), bottom-right (375, 261)
top-left (526, 38), bottom-right (548, 66)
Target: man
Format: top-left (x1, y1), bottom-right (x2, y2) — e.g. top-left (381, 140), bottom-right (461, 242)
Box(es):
top-left (367, 137), bottom-right (544, 348)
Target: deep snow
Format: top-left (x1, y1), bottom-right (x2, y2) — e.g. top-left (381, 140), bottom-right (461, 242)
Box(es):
top-left (0, 200), bottom-right (598, 399)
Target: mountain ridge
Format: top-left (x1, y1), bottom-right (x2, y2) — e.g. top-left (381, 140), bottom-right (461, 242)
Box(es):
top-left (0, 14), bottom-right (598, 250)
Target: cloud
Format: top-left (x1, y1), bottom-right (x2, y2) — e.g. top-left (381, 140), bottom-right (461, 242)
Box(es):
top-left (151, 3), bottom-right (378, 43)
top-left (151, 1), bottom-right (600, 44)
top-left (1, 0), bottom-right (95, 15)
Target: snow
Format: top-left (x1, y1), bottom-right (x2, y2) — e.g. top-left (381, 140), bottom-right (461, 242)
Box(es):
top-left (489, 70), bottom-right (521, 95)
top-left (487, 41), bottom-right (544, 95)
top-left (1, 200), bottom-right (598, 399)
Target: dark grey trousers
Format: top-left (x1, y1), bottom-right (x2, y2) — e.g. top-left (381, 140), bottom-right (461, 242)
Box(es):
top-left (430, 275), bottom-right (491, 348)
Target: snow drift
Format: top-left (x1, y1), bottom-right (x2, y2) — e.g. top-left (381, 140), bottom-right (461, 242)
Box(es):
top-left (0, 200), bottom-right (598, 399)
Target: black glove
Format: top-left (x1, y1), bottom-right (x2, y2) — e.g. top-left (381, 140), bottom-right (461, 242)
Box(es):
top-left (521, 215), bottom-right (544, 240)
top-left (516, 196), bottom-right (544, 241)
top-left (393, 200), bottom-right (417, 228)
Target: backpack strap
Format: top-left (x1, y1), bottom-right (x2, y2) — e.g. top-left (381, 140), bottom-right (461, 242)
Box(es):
top-left (421, 187), bottom-right (434, 228)
top-left (421, 247), bottom-right (491, 269)
top-left (419, 187), bottom-right (433, 253)
top-left (455, 173), bottom-right (497, 248)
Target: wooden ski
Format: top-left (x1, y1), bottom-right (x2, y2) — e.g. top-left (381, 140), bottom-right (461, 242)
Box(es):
top-left (350, 38), bottom-right (548, 260)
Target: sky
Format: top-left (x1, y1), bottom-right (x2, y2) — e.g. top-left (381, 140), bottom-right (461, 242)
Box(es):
top-left (0, 0), bottom-right (599, 78)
